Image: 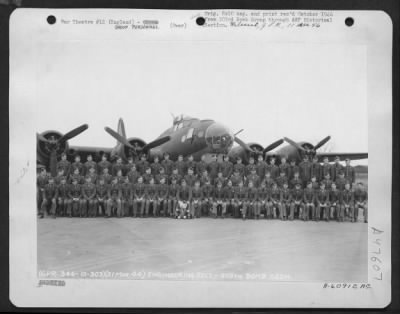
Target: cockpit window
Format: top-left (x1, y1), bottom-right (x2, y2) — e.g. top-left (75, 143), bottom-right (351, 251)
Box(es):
top-left (186, 128), bottom-right (194, 140)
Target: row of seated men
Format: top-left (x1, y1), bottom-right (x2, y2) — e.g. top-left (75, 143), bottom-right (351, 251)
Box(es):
top-left (38, 169), bottom-right (368, 222)
top-left (53, 152), bottom-right (357, 184)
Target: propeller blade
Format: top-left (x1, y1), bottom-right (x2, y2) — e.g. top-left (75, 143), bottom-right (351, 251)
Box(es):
top-left (283, 137), bottom-right (305, 151)
top-left (37, 132), bottom-right (50, 143)
top-left (104, 127), bottom-right (134, 149)
top-left (143, 136), bottom-right (171, 152)
top-left (59, 124), bottom-right (89, 143)
top-left (118, 118), bottom-right (127, 138)
top-left (234, 129), bottom-right (244, 136)
top-left (234, 136), bottom-right (255, 153)
top-left (263, 139), bottom-right (284, 153)
top-left (314, 135), bottom-right (331, 150)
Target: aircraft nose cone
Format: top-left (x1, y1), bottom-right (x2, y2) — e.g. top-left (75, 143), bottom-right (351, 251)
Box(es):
top-left (205, 123), bottom-right (234, 152)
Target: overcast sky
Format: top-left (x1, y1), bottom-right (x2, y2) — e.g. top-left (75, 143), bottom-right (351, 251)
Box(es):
top-left (34, 39), bottom-right (367, 161)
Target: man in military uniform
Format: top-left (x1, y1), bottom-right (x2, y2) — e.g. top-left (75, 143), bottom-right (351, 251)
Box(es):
top-left (276, 170), bottom-right (288, 188)
top-left (255, 154), bottom-right (267, 180)
top-left (41, 177), bottom-right (58, 218)
top-left (124, 155), bottom-right (136, 175)
top-left (311, 156), bottom-right (322, 182)
top-left (68, 178), bottom-right (82, 217)
top-left (341, 183), bottom-right (355, 222)
top-left (262, 171), bottom-right (275, 189)
top-left (329, 182), bottom-right (341, 221)
top-left (69, 168), bottom-right (84, 184)
top-left (196, 155), bottom-right (208, 177)
top-left (56, 177), bottom-right (70, 216)
top-left (186, 155), bottom-right (196, 173)
top-left (299, 156), bottom-right (312, 185)
top-left (120, 176), bottom-right (133, 217)
top-left (268, 182), bottom-right (281, 219)
top-left (247, 181), bottom-right (259, 219)
top-left (335, 171), bottom-right (349, 191)
top-left (157, 177), bottom-right (169, 217)
top-left (320, 172), bottom-right (333, 190)
top-left (85, 166), bottom-right (98, 185)
top-left (114, 169), bottom-right (125, 185)
top-left (191, 180), bottom-right (203, 218)
top-left (208, 155), bottom-right (220, 181)
top-left (96, 178), bottom-right (108, 216)
top-left (320, 157), bottom-right (332, 181)
top-left (290, 183), bottom-right (303, 220)
top-left (310, 175), bottom-right (319, 191)
top-left (99, 167), bottom-right (113, 185)
top-left (234, 181), bottom-right (248, 220)
top-left (127, 164), bottom-right (140, 184)
top-left (71, 154), bottom-right (83, 175)
top-left (37, 167), bottom-right (49, 213)
top-left (316, 182), bottom-right (330, 221)
top-left (133, 177), bottom-right (146, 217)
top-left (97, 154), bottom-right (111, 174)
top-left (177, 180), bottom-right (192, 219)
top-left (290, 171), bottom-right (303, 189)
top-left (233, 156), bottom-right (245, 178)
top-left (279, 157), bottom-right (290, 178)
top-left (170, 167), bottom-right (182, 185)
top-left (229, 169), bottom-right (243, 187)
top-left (354, 182), bottom-right (368, 223)
top-left (331, 156), bottom-right (343, 182)
top-left (155, 166), bottom-right (168, 185)
top-left (142, 167), bottom-right (154, 185)
top-left (145, 178), bottom-right (158, 217)
top-left (245, 156), bottom-right (257, 177)
top-left (112, 156), bottom-right (125, 177)
top-left (223, 180), bottom-right (236, 217)
top-left (81, 176), bottom-right (97, 217)
top-left (288, 159), bottom-right (300, 181)
top-left (161, 153), bottom-right (174, 176)
top-left (167, 177), bottom-right (180, 217)
top-left (137, 154), bottom-right (150, 175)
top-left (151, 156), bottom-right (163, 177)
top-left (212, 181), bottom-right (226, 218)
top-left (54, 168), bottom-right (67, 185)
top-left (266, 157), bottom-right (279, 180)
top-left (202, 179), bottom-right (214, 216)
top-left (184, 167), bottom-right (198, 187)
top-left (344, 159), bottom-right (356, 187)
top-left (303, 182), bottom-right (315, 221)
top-left (279, 182), bottom-right (291, 220)
top-left (246, 168), bottom-right (261, 188)
top-left (57, 152), bottom-right (71, 177)
top-left (107, 177), bottom-right (122, 217)
top-left (175, 154), bottom-right (186, 177)
top-left (213, 171), bottom-right (226, 187)
top-left (83, 154), bottom-right (97, 176)
top-left (257, 181), bottom-right (270, 219)
top-left (220, 155), bottom-right (233, 178)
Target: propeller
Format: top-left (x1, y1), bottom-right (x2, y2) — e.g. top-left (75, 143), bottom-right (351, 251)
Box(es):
top-left (263, 139), bottom-right (284, 154)
top-left (105, 127), bottom-right (134, 149)
top-left (37, 124), bottom-right (89, 177)
top-left (104, 125), bottom-right (171, 157)
top-left (234, 136), bottom-right (255, 153)
top-left (283, 135), bottom-right (331, 157)
top-left (314, 136), bottom-right (331, 150)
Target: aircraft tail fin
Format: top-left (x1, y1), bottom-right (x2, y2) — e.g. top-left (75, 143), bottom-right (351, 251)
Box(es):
top-left (117, 118), bottom-right (127, 143)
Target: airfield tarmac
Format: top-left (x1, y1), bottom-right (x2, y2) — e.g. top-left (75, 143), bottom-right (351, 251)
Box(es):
top-left (38, 215), bottom-right (368, 282)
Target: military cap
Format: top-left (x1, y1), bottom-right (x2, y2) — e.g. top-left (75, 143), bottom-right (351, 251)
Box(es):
top-left (61, 152), bottom-right (67, 157)
top-left (357, 182), bottom-right (364, 185)
top-left (74, 154), bottom-right (81, 158)
top-left (335, 156), bottom-right (340, 161)
top-left (295, 183), bottom-right (301, 187)
top-left (164, 152), bottom-right (170, 156)
top-left (237, 156), bottom-right (242, 160)
top-left (345, 158), bottom-right (351, 161)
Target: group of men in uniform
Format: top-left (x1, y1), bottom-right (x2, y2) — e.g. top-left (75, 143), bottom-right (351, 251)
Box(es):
top-left (37, 152), bottom-right (368, 222)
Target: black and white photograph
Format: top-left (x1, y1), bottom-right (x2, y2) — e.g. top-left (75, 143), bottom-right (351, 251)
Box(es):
top-left (9, 9), bottom-right (392, 308)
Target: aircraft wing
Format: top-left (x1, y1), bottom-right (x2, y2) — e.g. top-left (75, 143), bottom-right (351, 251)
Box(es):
top-left (66, 145), bottom-right (113, 160)
top-left (316, 152), bottom-right (368, 162)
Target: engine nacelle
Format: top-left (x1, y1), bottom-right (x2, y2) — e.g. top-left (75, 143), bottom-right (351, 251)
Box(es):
top-left (37, 130), bottom-right (69, 164)
top-left (228, 142), bottom-right (264, 163)
top-left (110, 137), bottom-right (147, 160)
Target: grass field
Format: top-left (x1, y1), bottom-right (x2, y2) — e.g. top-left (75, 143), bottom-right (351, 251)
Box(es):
top-left (38, 216), bottom-right (368, 282)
